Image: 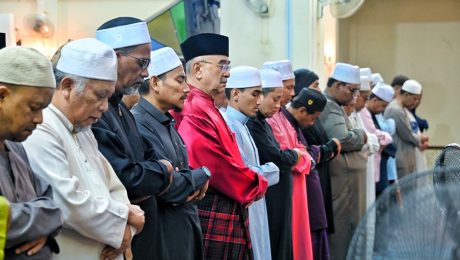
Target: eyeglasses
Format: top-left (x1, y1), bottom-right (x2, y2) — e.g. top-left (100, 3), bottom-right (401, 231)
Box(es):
top-left (123, 54), bottom-right (151, 70)
top-left (199, 60), bottom-right (231, 73)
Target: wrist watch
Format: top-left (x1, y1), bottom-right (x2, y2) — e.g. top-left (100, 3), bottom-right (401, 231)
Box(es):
top-left (202, 166), bottom-right (211, 177)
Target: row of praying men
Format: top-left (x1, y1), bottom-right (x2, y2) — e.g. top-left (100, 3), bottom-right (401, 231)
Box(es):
top-left (0, 15), bottom-right (429, 260)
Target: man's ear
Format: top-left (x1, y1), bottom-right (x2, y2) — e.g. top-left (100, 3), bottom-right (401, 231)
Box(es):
top-left (150, 76), bottom-right (161, 93)
top-left (60, 77), bottom-right (73, 99)
top-left (0, 85), bottom-right (11, 102)
top-left (192, 62), bottom-right (202, 80)
top-left (231, 88), bottom-right (240, 102)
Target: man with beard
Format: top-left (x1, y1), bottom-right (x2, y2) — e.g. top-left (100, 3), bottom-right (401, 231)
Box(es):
top-left (384, 79), bottom-right (428, 178)
top-left (318, 63), bottom-right (367, 260)
top-left (0, 46), bottom-right (63, 259)
top-left (132, 47), bottom-right (210, 259)
top-left (92, 17), bottom-right (175, 259)
top-left (178, 33), bottom-right (268, 259)
top-left (247, 69), bottom-right (301, 260)
top-left (223, 66), bottom-right (280, 260)
top-left (23, 38), bottom-right (145, 260)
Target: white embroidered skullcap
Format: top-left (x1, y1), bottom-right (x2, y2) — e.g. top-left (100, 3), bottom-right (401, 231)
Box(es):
top-left (147, 47), bottom-right (182, 79)
top-left (360, 67), bottom-right (372, 79)
top-left (371, 73), bottom-right (384, 85)
top-left (57, 38), bottom-right (117, 81)
top-left (401, 79), bottom-right (422, 95)
top-left (372, 82), bottom-right (394, 102)
top-left (262, 60), bottom-right (295, 80)
top-left (260, 69), bottom-right (283, 89)
top-left (226, 66), bottom-right (261, 89)
top-left (331, 63), bottom-right (360, 84)
top-left (96, 21), bottom-right (151, 49)
top-left (0, 46), bottom-right (56, 88)
top-left (360, 76), bottom-right (371, 91)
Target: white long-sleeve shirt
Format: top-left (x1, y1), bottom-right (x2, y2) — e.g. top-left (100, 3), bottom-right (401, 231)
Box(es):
top-left (23, 105), bottom-right (131, 260)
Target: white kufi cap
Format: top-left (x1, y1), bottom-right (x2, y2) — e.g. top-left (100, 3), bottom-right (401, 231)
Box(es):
top-left (331, 63), bottom-right (360, 84)
top-left (96, 22), bottom-right (151, 49)
top-left (226, 66), bottom-right (261, 89)
top-left (260, 69), bottom-right (283, 89)
top-left (372, 82), bottom-right (394, 102)
top-left (371, 73), bottom-right (384, 86)
top-left (360, 67), bottom-right (372, 79)
top-left (57, 38), bottom-right (117, 81)
top-left (262, 60), bottom-right (295, 80)
top-left (401, 79), bottom-right (422, 95)
top-left (147, 47), bottom-right (182, 79)
top-left (360, 76), bottom-right (371, 91)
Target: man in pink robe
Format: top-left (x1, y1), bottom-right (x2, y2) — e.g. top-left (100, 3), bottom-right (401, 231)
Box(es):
top-left (264, 60), bottom-right (315, 260)
top-left (358, 83), bottom-right (394, 182)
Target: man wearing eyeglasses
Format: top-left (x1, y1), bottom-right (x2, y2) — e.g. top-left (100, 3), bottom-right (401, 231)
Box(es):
top-left (92, 17), bottom-right (177, 259)
top-left (177, 33), bottom-right (269, 259)
top-left (318, 63), bottom-right (368, 260)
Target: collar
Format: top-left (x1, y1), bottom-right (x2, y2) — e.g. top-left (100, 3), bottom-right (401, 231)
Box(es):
top-left (281, 107), bottom-right (300, 129)
top-left (226, 106), bottom-right (249, 125)
top-left (109, 92), bottom-right (123, 108)
top-left (189, 85), bottom-right (214, 105)
top-left (48, 104), bottom-right (76, 133)
top-left (138, 97), bottom-right (172, 125)
top-left (324, 92), bottom-right (339, 104)
top-left (256, 110), bottom-right (266, 121)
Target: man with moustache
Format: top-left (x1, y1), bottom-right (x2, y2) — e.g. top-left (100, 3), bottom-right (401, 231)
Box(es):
top-left (178, 33), bottom-right (268, 259)
top-left (223, 66), bottom-right (280, 260)
top-left (319, 63), bottom-right (367, 260)
top-left (23, 38), bottom-right (145, 260)
top-left (384, 79), bottom-right (428, 178)
top-left (132, 47), bottom-right (210, 259)
top-left (0, 46), bottom-right (63, 259)
top-left (247, 69), bottom-right (302, 260)
top-left (92, 17), bottom-right (175, 259)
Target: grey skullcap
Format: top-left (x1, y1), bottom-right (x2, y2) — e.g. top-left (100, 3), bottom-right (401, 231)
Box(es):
top-left (0, 46), bottom-right (56, 88)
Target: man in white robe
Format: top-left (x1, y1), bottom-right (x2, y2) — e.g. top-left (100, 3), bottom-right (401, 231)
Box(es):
top-left (23, 38), bottom-right (145, 260)
top-left (223, 67), bottom-right (279, 260)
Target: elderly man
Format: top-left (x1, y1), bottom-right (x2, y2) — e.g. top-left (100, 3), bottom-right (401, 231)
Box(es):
top-left (92, 17), bottom-right (175, 259)
top-left (23, 38), bottom-right (145, 260)
top-left (223, 66), bottom-right (280, 260)
top-left (0, 46), bottom-right (63, 259)
top-left (132, 47), bottom-right (210, 259)
top-left (384, 79), bottom-right (428, 178)
top-left (178, 33), bottom-right (268, 259)
top-left (247, 69), bottom-right (300, 260)
top-left (319, 63), bottom-right (367, 260)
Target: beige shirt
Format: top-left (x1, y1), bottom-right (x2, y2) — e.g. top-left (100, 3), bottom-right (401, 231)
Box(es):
top-left (23, 104), bottom-right (130, 260)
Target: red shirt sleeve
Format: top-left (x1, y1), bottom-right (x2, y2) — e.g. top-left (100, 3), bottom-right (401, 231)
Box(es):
top-left (178, 96), bottom-right (268, 204)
